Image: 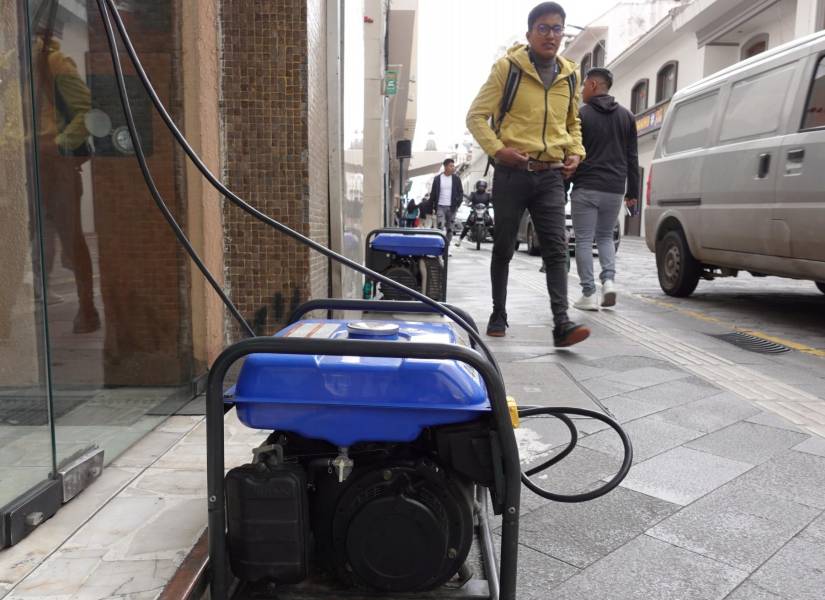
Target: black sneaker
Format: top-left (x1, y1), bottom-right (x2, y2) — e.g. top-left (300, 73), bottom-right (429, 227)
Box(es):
top-left (553, 320), bottom-right (590, 347)
top-left (486, 311), bottom-right (509, 337)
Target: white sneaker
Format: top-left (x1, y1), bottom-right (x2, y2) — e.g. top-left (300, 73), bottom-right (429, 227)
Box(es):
top-left (573, 293), bottom-right (600, 311)
top-left (454, 238), bottom-right (461, 248)
top-left (601, 280), bottom-right (617, 307)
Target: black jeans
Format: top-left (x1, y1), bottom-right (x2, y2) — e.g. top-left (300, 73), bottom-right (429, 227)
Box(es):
top-left (491, 166), bottom-right (569, 326)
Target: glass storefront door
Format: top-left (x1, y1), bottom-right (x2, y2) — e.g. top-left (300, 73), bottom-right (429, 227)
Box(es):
top-left (0, 0), bottom-right (55, 520)
top-left (1, 0), bottom-right (195, 547)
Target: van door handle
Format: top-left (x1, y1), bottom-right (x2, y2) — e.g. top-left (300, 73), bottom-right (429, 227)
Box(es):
top-left (787, 148), bottom-right (805, 162)
top-left (757, 153), bottom-right (771, 179)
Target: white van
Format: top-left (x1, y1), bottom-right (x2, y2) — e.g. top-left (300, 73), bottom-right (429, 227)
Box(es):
top-left (645, 30), bottom-right (825, 297)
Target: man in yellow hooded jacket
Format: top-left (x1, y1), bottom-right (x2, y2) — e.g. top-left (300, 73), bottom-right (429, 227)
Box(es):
top-left (466, 1), bottom-right (590, 348)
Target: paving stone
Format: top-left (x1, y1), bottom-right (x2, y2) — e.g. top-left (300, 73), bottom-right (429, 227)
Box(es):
top-left (578, 414), bottom-right (702, 463)
top-left (647, 476), bottom-right (820, 571)
top-left (492, 534), bottom-right (580, 598)
top-left (723, 581), bottom-right (785, 599)
top-left (799, 510), bottom-right (825, 544)
top-left (598, 366), bottom-right (690, 390)
top-left (656, 392), bottom-right (761, 434)
top-left (520, 446), bottom-right (623, 499)
top-left (733, 450), bottom-right (825, 509)
top-left (583, 355), bottom-right (680, 373)
top-left (619, 446), bottom-right (753, 506)
top-left (600, 395), bottom-right (663, 423)
top-left (792, 435), bottom-right (825, 457)
top-left (745, 411), bottom-right (806, 433)
top-left (624, 376), bottom-right (721, 409)
top-left (548, 535), bottom-right (746, 600)
top-left (579, 377), bottom-right (641, 400)
top-left (749, 537), bottom-right (825, 600)
top-left (516, 486), bottom-right (678, 568)
top-left (685, 422), bottom-right (809, 465)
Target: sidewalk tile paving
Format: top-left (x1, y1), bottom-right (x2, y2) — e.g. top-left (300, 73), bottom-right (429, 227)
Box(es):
top-left (2, 242), bottom-right (824, 599)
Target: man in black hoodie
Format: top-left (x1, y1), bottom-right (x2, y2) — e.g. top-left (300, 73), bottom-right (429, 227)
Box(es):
top-left (570, 67), bottom-right (639, 311)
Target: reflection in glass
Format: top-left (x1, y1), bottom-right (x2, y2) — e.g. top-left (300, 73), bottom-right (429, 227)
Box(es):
top-left (0, 1), bottom-right (53, 508)
top-left (25, 0), bottom-right (193, 480)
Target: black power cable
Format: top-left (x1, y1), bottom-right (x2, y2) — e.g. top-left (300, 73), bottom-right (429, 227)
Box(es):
top-left (93, 0), bottom-right (632, 504)
top-left (96, 0), bottom-right (500, 374)
top-left (518, 406), bottom-right (633, 502)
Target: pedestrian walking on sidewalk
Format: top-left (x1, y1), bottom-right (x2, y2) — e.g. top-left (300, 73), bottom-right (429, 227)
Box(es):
top-left (571, 67), bottom-right (639, 311)
top-left (466, 1), bottom-right (590, 347)
top-left (429, 158), bottom-right (464, 242)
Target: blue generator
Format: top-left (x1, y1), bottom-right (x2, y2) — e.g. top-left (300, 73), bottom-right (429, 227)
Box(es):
top-left (206, 299), bottom-right (522, 599)
top-left (366, 228), bottom-right (448, 301)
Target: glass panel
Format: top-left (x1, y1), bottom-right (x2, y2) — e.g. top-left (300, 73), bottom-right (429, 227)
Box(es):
top-left (802, 56), bottom-right (825, 130)
top-left (631, 81), bottom-right (648, 114)
top-left (656, 65), bottom-right (674, 102)
top-left (0, 2), bottom-right (54, 508)
top-left (664, 92), bottom-right (719, 154)
top-left (720, 62), bottom-right (796, 142)
top-left (28, 0), bottom-right (193, 471)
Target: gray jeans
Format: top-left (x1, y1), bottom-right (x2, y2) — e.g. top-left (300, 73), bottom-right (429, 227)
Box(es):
top-left (571, 187), bottom-right (623, 296)
top-left (436, 205), bottom-right (455, 241)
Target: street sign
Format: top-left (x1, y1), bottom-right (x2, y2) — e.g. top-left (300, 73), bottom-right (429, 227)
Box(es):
top-left (384, 70), bottom-right (398, 96)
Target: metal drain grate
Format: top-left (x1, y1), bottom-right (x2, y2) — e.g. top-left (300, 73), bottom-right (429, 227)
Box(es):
top-left (711, 332), bottom-right (791, 354)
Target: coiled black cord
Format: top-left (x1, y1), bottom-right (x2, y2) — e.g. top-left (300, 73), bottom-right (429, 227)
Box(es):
top-left (518, 406), bottom-right (633, 502)
top-left (94, 0), bottom-right (632, 503)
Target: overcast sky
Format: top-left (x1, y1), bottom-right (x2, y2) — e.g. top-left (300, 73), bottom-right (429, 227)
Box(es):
top-left (413, 0), bottom-right (617, 150)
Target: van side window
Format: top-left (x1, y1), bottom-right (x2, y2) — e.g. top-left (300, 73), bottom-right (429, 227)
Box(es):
top-left (719, 63), bottom-right (797, 142)
top-left (802, 56), bottom-right (825, 130)
top-left (663, 92), bottom-right (719, 154)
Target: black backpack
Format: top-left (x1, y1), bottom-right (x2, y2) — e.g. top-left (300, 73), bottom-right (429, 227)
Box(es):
top-left (486, 62), bottom-right (578, 174)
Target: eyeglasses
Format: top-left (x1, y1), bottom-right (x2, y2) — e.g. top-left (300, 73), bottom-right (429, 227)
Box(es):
top-left (534, 24), bottom-right (565, 38)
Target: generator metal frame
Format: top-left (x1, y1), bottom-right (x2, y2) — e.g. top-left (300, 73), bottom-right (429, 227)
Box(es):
top-left (365, 228), bottom-right (449, 301)
top-left (206, 301), bottom-right (521, 600)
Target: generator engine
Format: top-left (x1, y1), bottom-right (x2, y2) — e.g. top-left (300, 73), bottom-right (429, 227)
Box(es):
top-left (224, 319), bottom-right (502, 593)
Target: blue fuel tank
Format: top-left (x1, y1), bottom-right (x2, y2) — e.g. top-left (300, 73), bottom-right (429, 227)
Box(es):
top-left (370, 233), bottom-right (445, 256)
top-left (231, 320), bottom-right (490, 446)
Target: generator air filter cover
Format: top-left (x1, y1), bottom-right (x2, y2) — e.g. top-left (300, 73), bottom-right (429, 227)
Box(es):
top-left (370, 233), bottom-right (445, 256)
top-left (232, 319), bottom-right (490, 446)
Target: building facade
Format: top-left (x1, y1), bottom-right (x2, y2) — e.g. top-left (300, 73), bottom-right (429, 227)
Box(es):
top-left (0, 0), bottom-right (416, 547)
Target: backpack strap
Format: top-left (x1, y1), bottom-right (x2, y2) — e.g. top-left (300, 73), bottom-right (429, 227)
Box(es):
top-left (494, 61), bottom-right (522, 135)
top-left (567, 71), bottom-right (577, 111)
top-left (486, 62), bottom-right (522, 175)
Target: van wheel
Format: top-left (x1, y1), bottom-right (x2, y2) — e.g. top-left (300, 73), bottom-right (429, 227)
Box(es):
top-left (656, 230), bottom-right (701, 297)
top-left (527, 224), bottom-right (540, 256)
top-left (816, 282), bottom-right (825, 294)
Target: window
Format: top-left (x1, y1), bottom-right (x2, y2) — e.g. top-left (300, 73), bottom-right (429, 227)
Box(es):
top-left (664, 92), bottom-right (719, 154)
top-left (720, 63), bottom-right (797, 142)
top-left (592, 42), bottom-right (605, 68)
top-left (631, 79), bottom-right (649, 114)
top-left (581, 53), bottom-right (592, 82)
top-left (802, 56), bottom-right (825, 130)
top-left (742, 34), bottom-right (769, 60)
top-left (656, 61), bottom-right (678, 103)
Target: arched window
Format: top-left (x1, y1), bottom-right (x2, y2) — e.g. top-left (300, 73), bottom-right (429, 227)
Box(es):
top-left (592, 42), bottom-right (605, 68)
top-left (656, 61), bottom-right (678, 103)
top-left (742, 33), bottom-right (769, 60)
top-left (581, 53), bottom-right (592, 82)
top-left (631, 79), bottom-right (649, 114)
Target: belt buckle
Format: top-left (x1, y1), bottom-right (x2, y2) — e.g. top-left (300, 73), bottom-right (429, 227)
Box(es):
top-left (526, 160), bottom-right (535, 172)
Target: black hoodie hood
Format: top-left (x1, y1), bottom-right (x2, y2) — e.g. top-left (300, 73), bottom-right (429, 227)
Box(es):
top-left (589, 94), bottom-right (619, 113)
